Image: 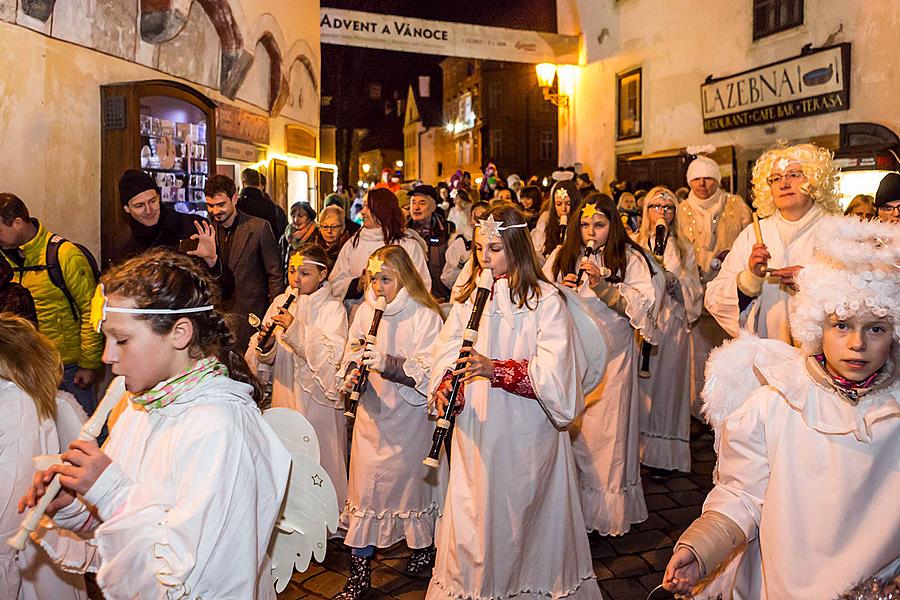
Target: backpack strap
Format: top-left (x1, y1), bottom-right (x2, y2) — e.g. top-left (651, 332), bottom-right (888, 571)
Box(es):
top-left (46, 235), bottom-right (80, 321)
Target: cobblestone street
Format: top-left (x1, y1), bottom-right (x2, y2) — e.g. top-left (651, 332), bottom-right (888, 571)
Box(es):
top-left (277, 420), bottom-right (716, 600)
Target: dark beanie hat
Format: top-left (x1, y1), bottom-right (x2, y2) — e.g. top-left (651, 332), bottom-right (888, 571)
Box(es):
top-left (874, 172), bottom-right (900, 208)
top-left (119, 169), bottom-right (158, 205)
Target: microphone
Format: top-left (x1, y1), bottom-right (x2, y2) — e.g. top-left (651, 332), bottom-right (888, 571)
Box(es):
top-left (574, 240), bottom-right (596, 287)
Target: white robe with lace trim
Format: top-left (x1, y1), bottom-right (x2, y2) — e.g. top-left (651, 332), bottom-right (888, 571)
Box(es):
top-left (637, 241), bottom-right (704, 473)
top-left (338, 288), bottom-right (446, 549)
top-left (544, 246), bottom-right (661, 535)
top-left (36, 375), bottom-right (290, 600)
top-left (425, 279), bottom-right (602, 600)
top-left (246, 281), bottom-right (350, 511)
top-left (702, 341), bottom-right (900, 599)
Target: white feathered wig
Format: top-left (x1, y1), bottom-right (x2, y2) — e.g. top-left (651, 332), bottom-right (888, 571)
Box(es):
top-left (790, 215), bottom-right (900, 355)
top-left (751, 141), bottom-right (841, 218)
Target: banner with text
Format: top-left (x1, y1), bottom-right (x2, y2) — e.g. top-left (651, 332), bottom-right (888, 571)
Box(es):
top-left (320, 8), bottom-right (579, 65)
top-left (701, 44), bottom-right (851, 133)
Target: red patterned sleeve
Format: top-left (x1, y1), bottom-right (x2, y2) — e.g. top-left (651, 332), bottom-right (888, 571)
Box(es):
top-left (491, 359), bottom-right (538, 399)
top-left (435, 369), bottom-right (466, 416)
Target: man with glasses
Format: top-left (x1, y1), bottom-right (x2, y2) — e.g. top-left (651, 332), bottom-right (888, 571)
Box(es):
top-left (874, 172), bottom-right (900, 224)
top-left (706, 143), bottom-right (841, 344)
top-left (677, 156), bottom-right (751, 413)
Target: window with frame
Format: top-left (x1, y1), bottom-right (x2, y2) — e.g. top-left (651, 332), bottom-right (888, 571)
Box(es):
top-left (616, 67), bottom-right (642, 140)
top-left (487, 82), bottom-right (502, 111)
top-left (489, 129), bottom-right (503, 159)
top-left (753, 0), bottom-right (804, 40)
top-left (539, 131), bottom-right (555, 161)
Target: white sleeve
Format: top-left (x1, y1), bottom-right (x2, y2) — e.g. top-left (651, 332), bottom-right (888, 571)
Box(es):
top-left (441, 237), bottom-right (465, 290)
top-left (701, 387), bottom-right (773, 541)
top-left (328, 239), bottom-right (356, 300)
top-left (288, 301), bottom-right (349, 403)
top-left (531, 212), bottom-right (548, 256)
top-left (403, 234), bottom-right (432, 292)
top-left (397, 309), bottom-right (445, 405)
top-left (705, 225), bottom-right (756, 338)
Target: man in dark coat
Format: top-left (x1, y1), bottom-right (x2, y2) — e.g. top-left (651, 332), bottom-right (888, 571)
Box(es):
top-left (205, 174), bottom-right (284, 351)
top-left (237, 168), bottom-right (288, 244)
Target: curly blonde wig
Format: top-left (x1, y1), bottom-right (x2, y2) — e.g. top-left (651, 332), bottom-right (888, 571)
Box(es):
top-left (790, 216), bottom-right (899, 355)
top-left (750, 141), bottom-right (841, 218)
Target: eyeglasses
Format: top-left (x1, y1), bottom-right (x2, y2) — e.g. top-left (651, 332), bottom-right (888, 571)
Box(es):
top-left (647, 204), bottom-right (675, 213)
top-left (878, 204), bottom-right (900, 215)
top-left (766, 171), bottom-right (805, 186)
top-left (320, 224), bottom-right (344, 231)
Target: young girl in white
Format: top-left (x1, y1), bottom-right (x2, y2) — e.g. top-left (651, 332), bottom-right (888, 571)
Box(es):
top-left (247, 243), bottom-right (350, 511)
top-left (531, 180), bottom-right (580, 260)
top-left (427, 204), bottom-right (603, 600)
top-left (664, 216), bottom-right (899, 599)
top-left (17, 249), bottom-right (290, 599)
top-left (336, 245), bottom-right (445, 598)
top-left (1, 315), bottom-right (86, 600)
top-left (545, 192), bottom-right (663, 535)
top-left (634, 186), bottom-right (703, 473)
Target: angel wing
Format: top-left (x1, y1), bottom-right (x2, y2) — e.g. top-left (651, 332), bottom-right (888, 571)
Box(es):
top-left (263, 408), bottom-right (340, 593)
top-left (556, 284), bottom-right (609, 395)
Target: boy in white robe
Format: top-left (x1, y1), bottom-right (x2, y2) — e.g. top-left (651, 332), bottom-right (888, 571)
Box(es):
top-left (664, 216), bottom-right (900, 599)
top-left (705, 143), bottom-right (842, 344)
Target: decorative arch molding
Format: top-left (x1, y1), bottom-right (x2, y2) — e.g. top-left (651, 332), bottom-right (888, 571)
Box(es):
top-left (285, 38), bottom-right (319, 94)
top-left (246, 14), bottom-right (287, 115)
top-left (139, 0), bottom-right (254, 98)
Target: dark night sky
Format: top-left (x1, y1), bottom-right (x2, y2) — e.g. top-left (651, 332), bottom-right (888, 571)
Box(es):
top-left (321, 0), bottom-right (559, 127)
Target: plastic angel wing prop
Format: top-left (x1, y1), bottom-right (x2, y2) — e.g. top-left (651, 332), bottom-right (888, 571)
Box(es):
top-left (263, 408), bottom-right (340, 593)
top-left (556, 284), bottom-right (609, 394)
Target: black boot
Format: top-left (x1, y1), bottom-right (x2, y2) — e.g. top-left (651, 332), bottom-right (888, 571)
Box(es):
top-left (333, 554), bottom-right (371, 600)
top-left (404, 545), bottom-right (436, 577)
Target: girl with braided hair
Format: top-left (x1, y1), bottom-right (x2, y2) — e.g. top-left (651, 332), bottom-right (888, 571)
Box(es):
top-left (17, 248), bottom-right (290, 599)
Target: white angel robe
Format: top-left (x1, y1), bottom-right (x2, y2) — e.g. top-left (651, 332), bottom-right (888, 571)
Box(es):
top-left (328, 228), bottom-right (431, 300)
top-left (544, 246), bottom-right (661, 535)
top-left (1, 382), bottom-right (86, 600)
top-left (637, 242), bottom-right (703, 472)
top-left (246, 282), bottom-right (350, 511)
top-left (339, 288), bottom-right (446, 549)
top-left (701, 339), bottom-right (900, 599)
top-left (705, 206), bottom-right (825, 343)
top-left (425, 279), bottom-right (602, 600)
top-left (36, 375), bottom-right (290, 600)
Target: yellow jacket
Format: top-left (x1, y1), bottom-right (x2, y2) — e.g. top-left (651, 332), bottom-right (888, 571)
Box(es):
top-left (4, 220), bottom-right (103, 368)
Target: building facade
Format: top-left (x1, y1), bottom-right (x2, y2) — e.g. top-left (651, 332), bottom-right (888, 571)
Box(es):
top-left (0, 0), bottom-right (325, 259)
top-left (431, 57), bottom-right (560, 186)
top-left (555, 0), bottom-right (899, 201)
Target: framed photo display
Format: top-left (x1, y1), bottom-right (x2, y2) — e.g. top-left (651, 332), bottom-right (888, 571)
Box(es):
top-left (617, 67), bottom-right (642, 140)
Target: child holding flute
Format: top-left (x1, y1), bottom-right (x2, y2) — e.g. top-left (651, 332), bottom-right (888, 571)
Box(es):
top-left (335, 245), bottom-right (445, 597)
top-left (544, 193), bottom-right (663, 536)
top-left (246, 243), bottom-right (350, 512)
top-left (705, 142), bottom-right (841, 344)
top-left (427, 204), bottom-right (602, 600)
top-left (633, 187), bottom-right (704, 474)
top-left (16, 249), bottom-right (290, 599)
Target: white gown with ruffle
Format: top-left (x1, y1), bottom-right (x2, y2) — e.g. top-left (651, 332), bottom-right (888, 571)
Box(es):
top-left (338, 288), bottom-right (447, 549)
top-left (425, 279), bottom-right (602, 600)
top-left (544, 246), bottom-right (662, 535)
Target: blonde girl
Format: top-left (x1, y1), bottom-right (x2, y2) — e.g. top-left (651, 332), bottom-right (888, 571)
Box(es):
top-left (634, 186), bottom-right (704, 473)
top-left (1, 315), bottom-right (86, 600)
top-left (336, 245), bottom-right (445, 597)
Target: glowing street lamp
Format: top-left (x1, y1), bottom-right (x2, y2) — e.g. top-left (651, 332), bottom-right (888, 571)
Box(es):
top-left (362, 163), bottom-right (371, 174)
top-left (535, 63), bottom-right (569, 108)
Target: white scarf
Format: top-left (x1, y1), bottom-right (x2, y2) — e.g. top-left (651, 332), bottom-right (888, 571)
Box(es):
top-left (684, 188), bottom-right (727, 252)
top-left (773, 203), bottom-right (821, 247)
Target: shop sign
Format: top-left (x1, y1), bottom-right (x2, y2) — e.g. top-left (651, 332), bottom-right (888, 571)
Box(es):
top-left (701, 44), bottom-right (850, 133)
top-left (320, 7), bottom-right (578, 65)
top-left (217, 104), bottom-right (270, 145)
top-left (219, 138), bottom-right (260, 163)
top-left (285, 125), bottom-right (317, 157)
